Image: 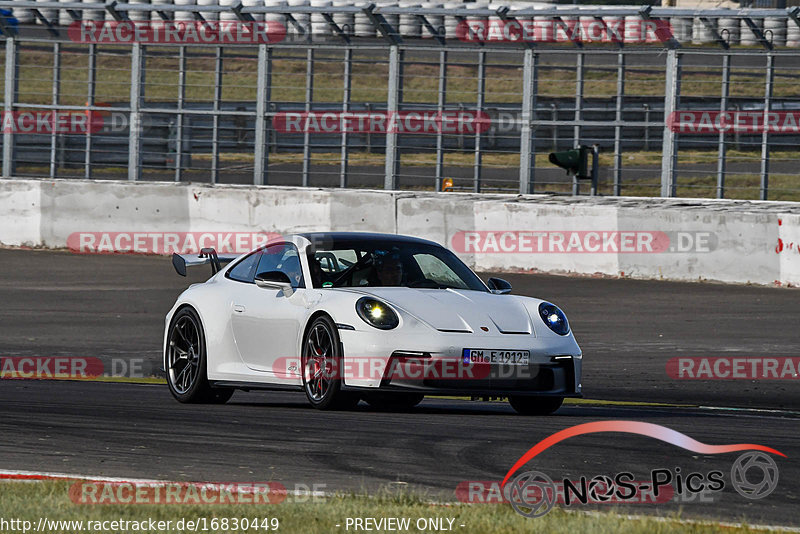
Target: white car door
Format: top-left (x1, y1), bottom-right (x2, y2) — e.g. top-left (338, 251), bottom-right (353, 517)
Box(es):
top-left (227, 243), bottom-right (307, 379)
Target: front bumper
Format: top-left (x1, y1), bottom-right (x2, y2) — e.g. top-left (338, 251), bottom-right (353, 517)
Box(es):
top-left (368, 352), bottom-right (580, 397)
top-left (338, 328), bottom-right (582, 396)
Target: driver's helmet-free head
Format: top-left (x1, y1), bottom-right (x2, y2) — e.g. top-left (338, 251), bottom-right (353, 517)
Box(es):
top-left (374, 249), bottom-right (404, 286)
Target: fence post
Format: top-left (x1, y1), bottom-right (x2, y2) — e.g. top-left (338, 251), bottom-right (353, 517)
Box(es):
top-left (613, 51), bottom-right (625, 196)
top-left (473, 50), bottom-right (485, 193)
top-left (434, 50), bottom-right (447, 192)
top-left (173, 45), bottom-right (186, 182)
top-left (384, 45), bottom-right (400, 190)
top-left (760, 53), bottom-right (774, 201)
top-left (128, 42), bottom-right (144, 182)
top-left (254, 45), bottom-right (271, 186)
top-left (660, 48), bottom-right (681, 197)
top-left (302, 48), bottom-right (314, 187)
top-left (519, 47), bottom-right (537, 195)
top-left (50, 42), bottom-right (61, 179)
top-left (573, 51), bottom-right (583, 149)
top-left (716, 54), bottom-right (730, 199)
top-left (340, 47), bottom-right (352, 188)
top-left (211, 47), bottom-right (223, 184)
top-left (86, 43), bottom-right (97, 180)
top-left (3, 36), bottom-right (18, 179)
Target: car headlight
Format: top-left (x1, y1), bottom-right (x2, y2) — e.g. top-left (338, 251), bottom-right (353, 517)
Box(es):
top-left (538, 302), bottom-right (569, 336)
top-left (356, 297), bottom-right (399, 330)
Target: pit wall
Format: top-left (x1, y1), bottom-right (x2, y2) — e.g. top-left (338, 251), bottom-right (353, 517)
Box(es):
top-left (2, 178), bottom-right (800, 286)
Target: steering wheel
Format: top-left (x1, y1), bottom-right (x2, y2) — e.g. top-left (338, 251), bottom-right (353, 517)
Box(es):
top-left (331, 253), bottom-right (374, 287)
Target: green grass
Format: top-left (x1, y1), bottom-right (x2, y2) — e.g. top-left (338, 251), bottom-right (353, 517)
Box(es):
top-left (15, 148), bottom-right (800, 200)
top-left (17, 148), bottom-right (788, 173)
top-left (0, 480), bottom-right (786, 534)
top-left (8, 45), bottom-right (800, 106)
top-left (617, 171), bottom-right (800, 201)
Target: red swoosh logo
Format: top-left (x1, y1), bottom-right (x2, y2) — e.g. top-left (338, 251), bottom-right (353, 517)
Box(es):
top-left (501, 420), bottom-right (785, 488)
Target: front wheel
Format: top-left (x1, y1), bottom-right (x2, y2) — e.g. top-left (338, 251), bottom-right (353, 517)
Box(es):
top-left (301, 315), bottom-right (359, 410)
top-left (166, 307), bottom-right (233, 404)
top-left (508, 396), bottom-right (563, 416)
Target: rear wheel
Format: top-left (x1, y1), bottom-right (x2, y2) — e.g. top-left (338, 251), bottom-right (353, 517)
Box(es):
top-left (508, 396), bottom-right (563, 416)
top-left (363, 392), bottom-right (424, 411)
top-left (166, 307), bottom-right (233, 404)
top-left (301, 315), bottom-right (359, 410)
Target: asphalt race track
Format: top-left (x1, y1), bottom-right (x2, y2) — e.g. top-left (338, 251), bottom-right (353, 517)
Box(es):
top-left (0, 248), bottom-right (798, 527)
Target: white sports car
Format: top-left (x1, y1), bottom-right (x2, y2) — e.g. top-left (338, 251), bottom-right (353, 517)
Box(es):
top-left (164, 232), bottom-right (582, 415)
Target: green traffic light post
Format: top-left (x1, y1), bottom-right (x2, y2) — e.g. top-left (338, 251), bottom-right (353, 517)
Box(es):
top-left (548, 144), bottom-right (600, 196)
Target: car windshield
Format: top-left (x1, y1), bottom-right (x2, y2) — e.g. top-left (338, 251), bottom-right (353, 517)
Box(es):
top-left (307, 238), bottom-right (487, 291)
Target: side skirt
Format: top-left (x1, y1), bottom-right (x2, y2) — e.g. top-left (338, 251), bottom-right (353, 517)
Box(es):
top-left (209, 381), bottom-right (304, 392)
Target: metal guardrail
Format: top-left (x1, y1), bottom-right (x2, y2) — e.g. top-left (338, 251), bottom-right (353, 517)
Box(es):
top-left (0, 2), bottom-right (799, 199)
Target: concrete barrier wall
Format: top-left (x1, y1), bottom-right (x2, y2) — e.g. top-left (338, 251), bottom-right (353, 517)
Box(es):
top-left (3, 178), bottom-right (800, 287)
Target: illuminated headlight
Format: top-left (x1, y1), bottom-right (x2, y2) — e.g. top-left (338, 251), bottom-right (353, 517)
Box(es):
top-left (538, 302), bottom-right (569, 336)
top-left (356, 297), bottom-right (399, 330)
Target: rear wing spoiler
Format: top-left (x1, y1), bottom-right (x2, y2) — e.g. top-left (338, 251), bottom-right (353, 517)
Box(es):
top-left (172, 248), bottom-right (239, 277)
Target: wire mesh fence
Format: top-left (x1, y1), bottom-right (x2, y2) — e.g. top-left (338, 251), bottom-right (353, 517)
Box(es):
top-left (1, 2), bottom-right (799, 199)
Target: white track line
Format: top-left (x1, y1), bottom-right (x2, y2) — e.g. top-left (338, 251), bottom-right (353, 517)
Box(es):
top-left (0, 469), bottom-right (326, 497)
top-left (0, 469), bottom-right (160, 483)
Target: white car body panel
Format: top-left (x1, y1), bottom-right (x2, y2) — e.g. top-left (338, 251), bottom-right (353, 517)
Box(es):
top-left (164, 233), bottom-right (582, 396)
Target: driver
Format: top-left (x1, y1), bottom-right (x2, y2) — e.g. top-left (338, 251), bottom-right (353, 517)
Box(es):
top-left (375, 255), bottom-right (403, 287)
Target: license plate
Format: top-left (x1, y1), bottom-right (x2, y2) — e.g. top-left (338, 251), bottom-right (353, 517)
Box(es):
top-left (463, 349), bottom-right (530, 365)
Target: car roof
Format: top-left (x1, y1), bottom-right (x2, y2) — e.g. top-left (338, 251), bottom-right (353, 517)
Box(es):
top-left (297, 232), bottom-right (442, 248)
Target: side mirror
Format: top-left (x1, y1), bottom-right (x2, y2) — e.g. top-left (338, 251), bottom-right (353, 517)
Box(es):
top-left (255, 271), bottom-right (294, 296)
top-left (487, 277), bottom-right (512, 295)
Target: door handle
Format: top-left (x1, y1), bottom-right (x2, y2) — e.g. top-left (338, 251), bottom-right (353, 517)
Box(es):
top-left (233, 304), bottom-right (246, 313)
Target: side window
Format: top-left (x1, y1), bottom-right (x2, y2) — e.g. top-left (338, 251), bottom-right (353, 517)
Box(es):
top-left (256, 244), bottom-right (305, 289)
top-left (227, 252), bottom-right (261, 283)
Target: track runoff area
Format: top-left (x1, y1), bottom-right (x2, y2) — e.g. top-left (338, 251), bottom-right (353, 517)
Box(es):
top-left (0, 248), bottom-right (798, 533)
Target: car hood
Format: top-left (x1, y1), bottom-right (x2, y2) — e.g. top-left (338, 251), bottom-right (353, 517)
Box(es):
top-left (343, 287), bottom-right (537, 335)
